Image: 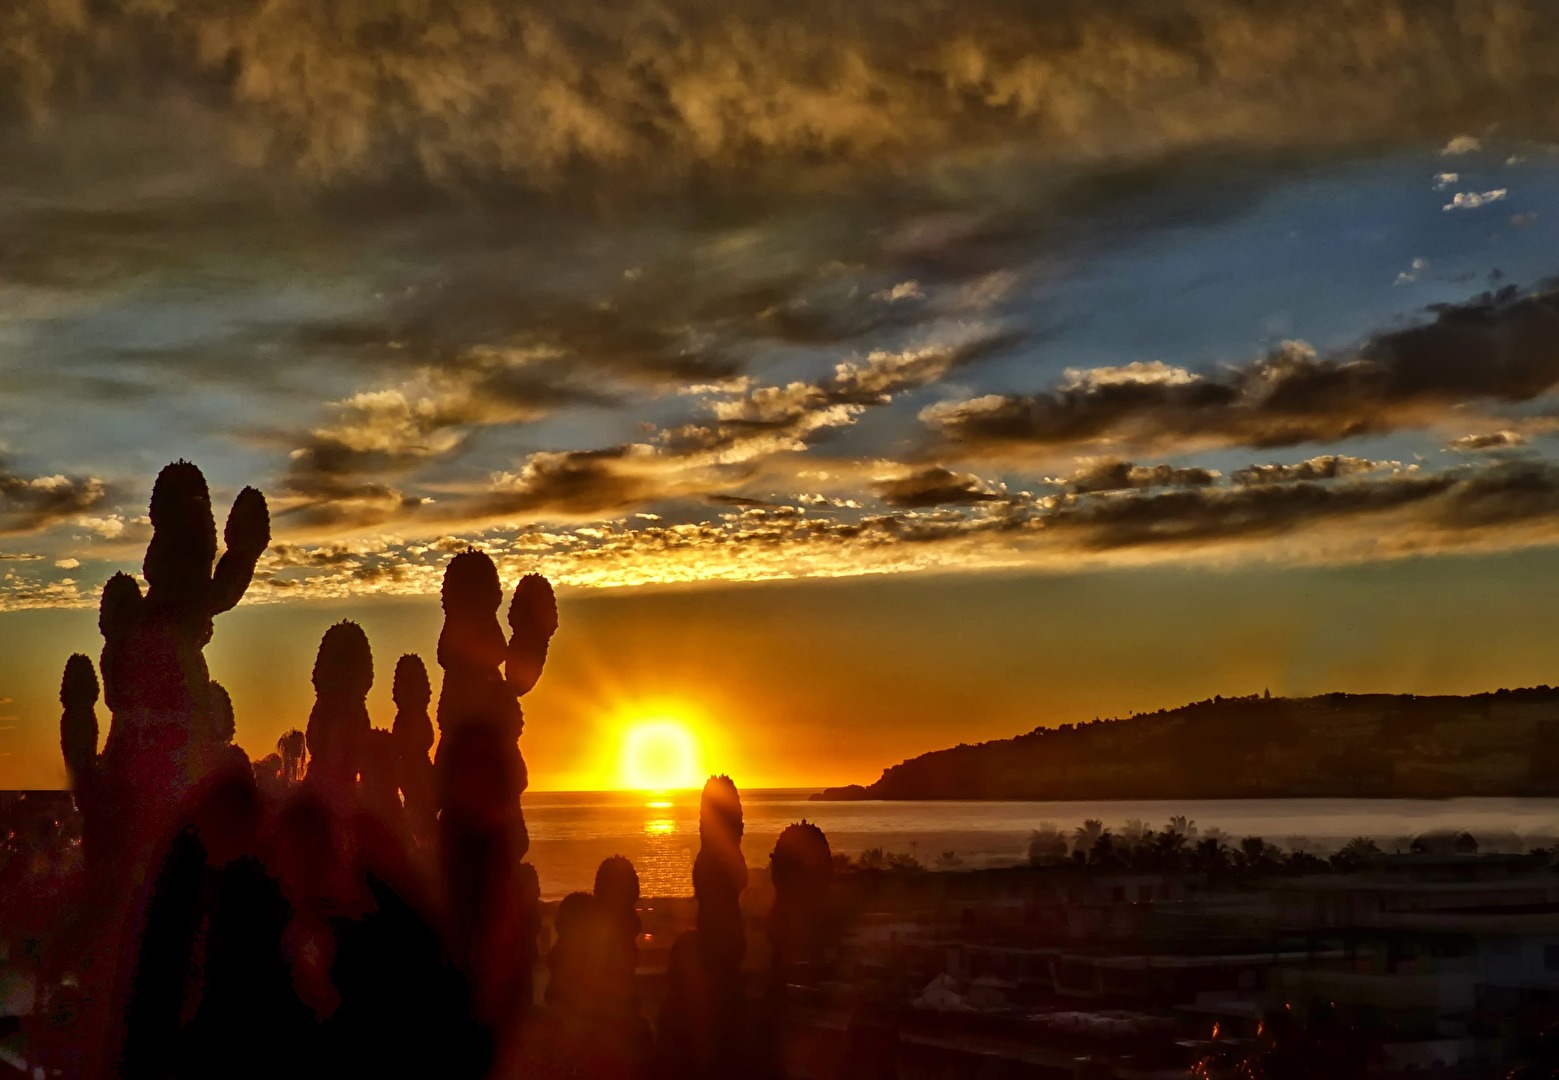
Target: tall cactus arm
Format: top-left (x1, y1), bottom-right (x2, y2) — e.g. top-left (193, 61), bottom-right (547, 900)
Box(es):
top-left (143, 460), bottom-right (218, 611)
top-left (209, 487), bottom-right (270, 615)
top-left (98, 572), bottom-right (143, 714)
top-left (506, 574), bottom-right (558, 697)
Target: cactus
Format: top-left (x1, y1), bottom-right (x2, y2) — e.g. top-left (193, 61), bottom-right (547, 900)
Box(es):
top-left (277, 728), bottom-right (306, 783)
top-left (516, 861), bottom-right (542, 1019)
top-left (391, 654), bottom-right (437, 839)
top-left (545, 890), bottom-right (600, 1013)
top-left (506, 573), bottom-right (557, 697)
top-left (91, 462), bottom-right (269, 830)
top-left (767, 821), bottom-right (833, 995)
top-left (435, 550), bottom-right (509, 738)
top-left (657, 776), bottom-right (748, 1078)
top-left (694, 774), bottom-right (747, 969)
top-left (432, 552), bottom-right (558, 1033)
top-left (207, 681), bottom-right (236, 745)
top-left (360, 727), bottom-right (402, 822)
top-left (542, 860), bottom-right (648, 1078)
top-left (60, 654), bottom-right (101, 791)
top-left (305, 620), bottom-right (373, 798)
top-left (593, 854), bottom-right (645, 1023)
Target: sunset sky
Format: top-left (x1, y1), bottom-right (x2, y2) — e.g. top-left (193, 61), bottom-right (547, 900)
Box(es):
top-left (8, 1), bottom-right (1559, 789)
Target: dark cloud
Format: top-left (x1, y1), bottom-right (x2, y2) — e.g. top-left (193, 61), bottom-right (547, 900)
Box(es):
top-left (706, 494), bottom-right (785, 508)
top-left (1068, 461), bottom-right (1219, 495)
top-left (925, 286), bottom-right (1559, 457)
top-left (6, 1), bottom-right (1559, 188)
top-left (1042, 471), bottom-right (1455, 552)
top-left (466, 448), bottom-right (670, 522)
top-left (1230, 455), bottom-right (1395, 486)
top-left (1446, 430), bottom-right (1528, 453)
top-left (0, 464), bottom-right (110, 535)
top-left (873, 467), bottom-right (1004, 508)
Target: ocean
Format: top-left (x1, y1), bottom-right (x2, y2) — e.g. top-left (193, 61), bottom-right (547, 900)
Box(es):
top-left (523, 790), bottom-right (1559, 899)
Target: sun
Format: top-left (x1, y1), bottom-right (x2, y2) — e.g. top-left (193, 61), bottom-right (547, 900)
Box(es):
top-left (620, 719), bottom-right (702, 791)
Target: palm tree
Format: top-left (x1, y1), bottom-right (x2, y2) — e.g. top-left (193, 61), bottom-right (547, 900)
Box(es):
top-left (1074, 819), bottom-right (1105, 852)
top-left (857, 848), bottom-right (887, 871)
top-left (1028, 824), bottom-right (1068, 866)
top-left (1333, 836), bottom-right (1381, 866)
top-left (1194, 836), bottom-right (1231, 873)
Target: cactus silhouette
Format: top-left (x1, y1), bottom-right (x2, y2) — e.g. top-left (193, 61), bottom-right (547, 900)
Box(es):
top-left (98, 462), bottom-right (268, 743)
top-left (207, 681), bottom-right (236, 745)
top-left (391, 653), bottom-right (437, 841)
top-left (59, 462), bottom-right (268, 1077)
top-left (360, 727), bottom-right (403, 823)
top-left (515, 861), bottom-right (542, 1021)
top-left (89, 462), bottom-right (269, 849)
top-left (657, 776), bottom-right (748, 1079)
top-left (305, 620), bottom-right (373, 799)
top-left (595, 854), bottom-right (644, 1016)
top-left (540, 860), bottom-right (648, 1080)
top-left (433, 552), bottom-right (557, 1036)
top-left (60, 654), bottom-right (101, 792)
top-left (506, 573), bottom-right (558, 697)
top-left (277, 728), bottom-right (306, 783)
top-left (694, 774), bottom-right (747, 970)
top-left (766, 821), bottom-right (833, 996)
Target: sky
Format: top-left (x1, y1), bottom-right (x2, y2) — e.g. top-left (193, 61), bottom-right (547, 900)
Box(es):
top-left (9, 0), bottom-right (1559, 789)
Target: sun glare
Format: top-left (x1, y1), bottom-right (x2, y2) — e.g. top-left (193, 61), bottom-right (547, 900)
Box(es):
top-left (620, 719), bottom-right (702, 791)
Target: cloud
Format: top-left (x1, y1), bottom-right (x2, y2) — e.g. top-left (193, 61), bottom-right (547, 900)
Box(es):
top-left (5, 1), bottom-right (1558, 191)
top-left (1443, 188), bottom-right (1507, 211)
top-left (280, 352), bottom-right (579, 502)
top-left (669, 331), bottom-right (1020, 460)
top-left (923, 285), bottom-right (1559, 459)
top-left (1446, 430), bottom-right (1528, 453)
top-left (872, 466), bottom-right (1005, 508)
top-left (873, 281), bottom-right (925, 304)
top-left (1230, 455), bottom-right (1400, 486)
top-left (0, 464), bottom-right (110, 535)
top-left (475, 447), bottom-right (676, 521)
top-left (186, 458), bottom-right (1559, 603)
top-left (1067, 460), bottom-right (1220, 495)
top-left (1395, 256), bottom-right (1430, 285)
top-left (442, 334), bottom-right (1020, 526)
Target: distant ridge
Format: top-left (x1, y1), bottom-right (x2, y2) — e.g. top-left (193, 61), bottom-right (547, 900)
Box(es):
top-left (812, 687), bottom-right (1559, 801)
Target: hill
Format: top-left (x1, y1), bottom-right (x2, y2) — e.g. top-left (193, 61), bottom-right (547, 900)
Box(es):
top-left (812, 687), bottom-right (1559, 801)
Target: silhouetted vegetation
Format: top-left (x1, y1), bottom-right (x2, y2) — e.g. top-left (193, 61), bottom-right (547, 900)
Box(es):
top-left (767, 821), bottom-right (833, 996)
top-left (391, 653), bottom-right (437, 843)
top-left (304, 620), bottom-right (374, 800)
top-left (434, 550), bottom-right (556, 1041)
top-left (656, 775), bottom-right (747, 1079)
top-left (817, 687), bottom-right (1559, 800)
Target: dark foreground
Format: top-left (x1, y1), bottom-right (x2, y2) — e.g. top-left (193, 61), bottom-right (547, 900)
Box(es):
top-left (12, 788), bottom-right (1559, 1078)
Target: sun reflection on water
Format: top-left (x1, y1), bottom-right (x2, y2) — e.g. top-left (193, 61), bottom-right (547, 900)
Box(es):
top-left (644, 818), bottom-right (676, 835)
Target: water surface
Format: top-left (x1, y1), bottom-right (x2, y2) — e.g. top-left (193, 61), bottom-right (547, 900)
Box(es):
top-left (524, 790), bottom-right (1559, 899)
